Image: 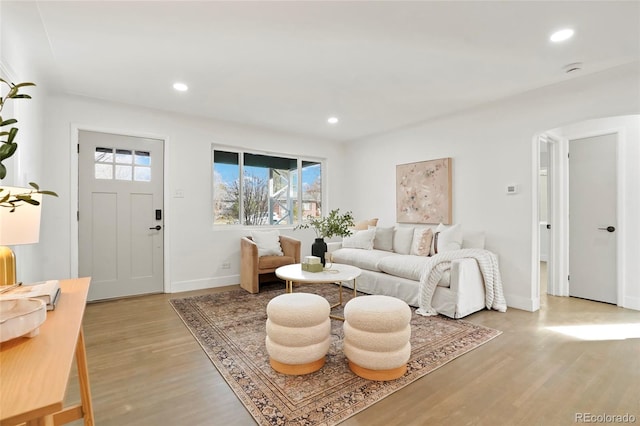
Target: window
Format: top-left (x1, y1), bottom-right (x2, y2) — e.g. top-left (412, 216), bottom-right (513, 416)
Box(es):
top-left (94, 147), bottom-right (151, 182)
top-left (213, 148), bottom-right (323, 226)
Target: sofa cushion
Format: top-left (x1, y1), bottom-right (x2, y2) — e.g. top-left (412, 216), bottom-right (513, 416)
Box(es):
top-left (393, 227), bottom-right (414, 255)
top-left (251, 230), bottom-right (283, 257)
top-left (332, 248), bottom-right (395, 272)
top-left (410, 228), bottom-right (433, 256)
top-left (372, 226), bottom-right (394, 251)
top-left (377, 254), bottom-right (450, 287)
top-left (377, 254), bottom-right (428, 281)
top-left (432, 223), bottom-right (463, 254)
top-left (343, 228), bottom-right (376, 250)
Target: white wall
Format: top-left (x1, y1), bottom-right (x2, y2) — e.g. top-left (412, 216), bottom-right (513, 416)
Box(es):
top-left (342, 63), bottom-right (640, 311)
top-left (39, 94), bottom-right (348, 292)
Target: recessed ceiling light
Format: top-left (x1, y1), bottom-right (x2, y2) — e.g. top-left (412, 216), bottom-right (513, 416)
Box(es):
top-left (550, 28), bottom-right (574, 43)
top-left (173, 82), bottom-right (188, 92)
top-left (327, 117), bottom-right (339, 124)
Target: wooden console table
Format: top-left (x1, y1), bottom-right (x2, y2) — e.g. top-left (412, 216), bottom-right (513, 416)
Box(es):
top-left (0, 277), bottom-right (94, 426)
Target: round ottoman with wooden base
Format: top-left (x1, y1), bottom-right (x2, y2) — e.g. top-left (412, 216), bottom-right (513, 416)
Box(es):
top-left (265, 292), bottom-right (331, 375)
top-left (343, 295), bottom-right (412, 381)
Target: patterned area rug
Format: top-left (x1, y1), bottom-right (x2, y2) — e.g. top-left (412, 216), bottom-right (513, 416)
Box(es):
top-left (170, 283), bottom-right (501, 426)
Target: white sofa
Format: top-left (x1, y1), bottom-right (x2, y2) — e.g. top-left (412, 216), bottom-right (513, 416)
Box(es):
top-left (326, 224), bottom-right (488, 319)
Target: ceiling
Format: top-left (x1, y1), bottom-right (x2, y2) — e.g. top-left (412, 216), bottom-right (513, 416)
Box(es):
top-left (3, 1), bottom-right (639, 142)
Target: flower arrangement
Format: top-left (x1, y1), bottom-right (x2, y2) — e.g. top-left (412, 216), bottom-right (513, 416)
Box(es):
top-left (294, 208), bottom-right (355, 239)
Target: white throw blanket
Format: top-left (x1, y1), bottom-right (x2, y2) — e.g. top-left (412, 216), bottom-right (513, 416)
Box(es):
top-left (416, 248), bottom-right (507, 316)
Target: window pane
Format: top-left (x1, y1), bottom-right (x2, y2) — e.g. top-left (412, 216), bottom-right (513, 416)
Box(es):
top-left (301, 161), bottom-right (322, 220)
top-left (134, 166), bottom-right (151, 182)
top-left (213, 148), bottom-right (323, 227)
top-left (242, 164), bottom-right (269, 225)
top-left (135, 151), bottom-right (151, 166)
top-left (95, 147), bottom-right (113, 163)
top-left (95, 163), bottom-right (113, 179)
top-left (244, 153), bottom-right (296, 226)
top-left (115, 149), bottom-right (132, 164)
top-left (213, 150), bottom-right (240, 224)
top-left (115, 164), bottom-right (132, 180)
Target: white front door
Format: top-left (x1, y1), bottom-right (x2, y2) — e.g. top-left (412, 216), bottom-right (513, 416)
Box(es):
top-left (78, 130), bottom-right (164, 301)
top-left (568, 133), bottom-right (617, 304)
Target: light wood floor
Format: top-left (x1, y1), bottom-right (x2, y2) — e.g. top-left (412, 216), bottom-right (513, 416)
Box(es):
top-left (65, 282), bottom-right (640, 426)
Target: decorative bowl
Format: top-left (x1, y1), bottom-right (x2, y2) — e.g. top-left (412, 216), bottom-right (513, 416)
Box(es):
top-left (0, 298), bottom-right (47, 343)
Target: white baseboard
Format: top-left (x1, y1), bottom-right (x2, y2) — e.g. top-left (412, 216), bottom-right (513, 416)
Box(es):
top-left (623, 295), bottom-right (640, 311)
top-left (168, 274), bottom-right (240, 293)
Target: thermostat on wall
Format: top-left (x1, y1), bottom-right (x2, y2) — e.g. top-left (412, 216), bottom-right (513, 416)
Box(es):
top-left (506, 184), bottom-right (519, 194)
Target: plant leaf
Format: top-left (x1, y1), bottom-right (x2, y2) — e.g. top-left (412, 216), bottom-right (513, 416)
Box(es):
top-left (0, 163), bottom-right (5, 179)
top-left (0, 143), bottom-right (17, 160)
top-left (0, 119), bottom-right (17, 127)
top-left (29, 182), bottom-right (40, 190)
top-left (7, 128), bottom-right (17, 143)
top-left (0, 143), bottom-right (17, 159)
top-left (14, 82), bottom-right (36, 88)
top-left (39, 190), bottom-right (58, 197)
top-left (10, 94), bottom-right (32, 100)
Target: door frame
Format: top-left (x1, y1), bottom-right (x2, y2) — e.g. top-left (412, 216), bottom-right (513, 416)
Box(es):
top-left (70, 124), bottom-right (171, 293)
top-left (531, 126), bottom-right (626, 308)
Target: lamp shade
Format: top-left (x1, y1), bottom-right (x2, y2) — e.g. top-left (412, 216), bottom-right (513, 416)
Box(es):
top-left (0, 186), bottom-right (42, 246)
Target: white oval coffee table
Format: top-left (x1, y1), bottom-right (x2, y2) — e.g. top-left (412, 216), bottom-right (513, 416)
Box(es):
top-left (275, 263), bottom-right (362, 320)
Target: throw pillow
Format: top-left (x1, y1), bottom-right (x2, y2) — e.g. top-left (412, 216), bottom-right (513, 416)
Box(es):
top-left (251, 230), bottom-right (283, 257)
top-left (353, 218), bottom-right (379, 230)
top-left (393, 227), bottom-right (414, 255)
top-left (370, 226), bottom-right (394, 251)
top-left (410, 228), bottom-right (433, 256)
top-left (342, 228), bottom-right (376, 250)
top-left (431, 223), bottom-right (463, 255)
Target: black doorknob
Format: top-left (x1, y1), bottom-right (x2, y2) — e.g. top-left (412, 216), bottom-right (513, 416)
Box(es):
top-left (597, 226), bottom-right (615, 233)
top-left (149, 225), bottom-right (162, 230)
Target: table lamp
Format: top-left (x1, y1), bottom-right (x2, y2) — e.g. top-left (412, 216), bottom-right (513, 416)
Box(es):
top-left (0, 186), bottom-right (42, 289)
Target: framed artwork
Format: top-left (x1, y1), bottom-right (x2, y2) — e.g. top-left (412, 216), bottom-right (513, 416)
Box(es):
top-left (396, 157), bottom-right (452, 224)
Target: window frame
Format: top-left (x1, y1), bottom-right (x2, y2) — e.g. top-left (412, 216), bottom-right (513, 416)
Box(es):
top-left (212, 145), bottom-right (326, 228)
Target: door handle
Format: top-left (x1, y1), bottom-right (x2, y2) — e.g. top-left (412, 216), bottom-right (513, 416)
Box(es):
top-left (149, 225), bottom-right (162, 231)
top-left (597, 226), bottom-right (615, 233)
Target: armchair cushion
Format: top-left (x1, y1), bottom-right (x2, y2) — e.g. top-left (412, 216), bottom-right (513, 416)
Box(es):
top-left (259, 255), bottom-right (296, 270)
top-left (251, 230), bottom-right (284, 257)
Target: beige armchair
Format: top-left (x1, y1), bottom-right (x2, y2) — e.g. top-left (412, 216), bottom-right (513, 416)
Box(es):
top-left (240, 235), bottom-right (301, 293)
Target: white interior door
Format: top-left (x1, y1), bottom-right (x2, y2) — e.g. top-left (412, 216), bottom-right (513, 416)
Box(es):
top-left (79, 130), bottom-right (164, 301)
top-left (568, 133), bottom-right (617, 304)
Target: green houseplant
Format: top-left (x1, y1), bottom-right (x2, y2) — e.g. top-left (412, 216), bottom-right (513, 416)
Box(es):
top-left (295, 208), bottom-right (355, 265)
top-left (0, 78), bottom-right (57, 210)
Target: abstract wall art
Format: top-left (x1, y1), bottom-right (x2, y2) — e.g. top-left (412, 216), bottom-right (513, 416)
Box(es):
top-left (396, 157), bottom-right (452, 224)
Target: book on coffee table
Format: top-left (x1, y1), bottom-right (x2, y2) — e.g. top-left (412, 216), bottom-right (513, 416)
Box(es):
top-left (0, 280), bottom-right (61, 311)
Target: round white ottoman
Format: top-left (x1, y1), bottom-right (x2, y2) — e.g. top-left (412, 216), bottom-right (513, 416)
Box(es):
top-left (265, 293), bottom-right (331, 375)
top-left (343, 295), bottom-right (412, 381)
